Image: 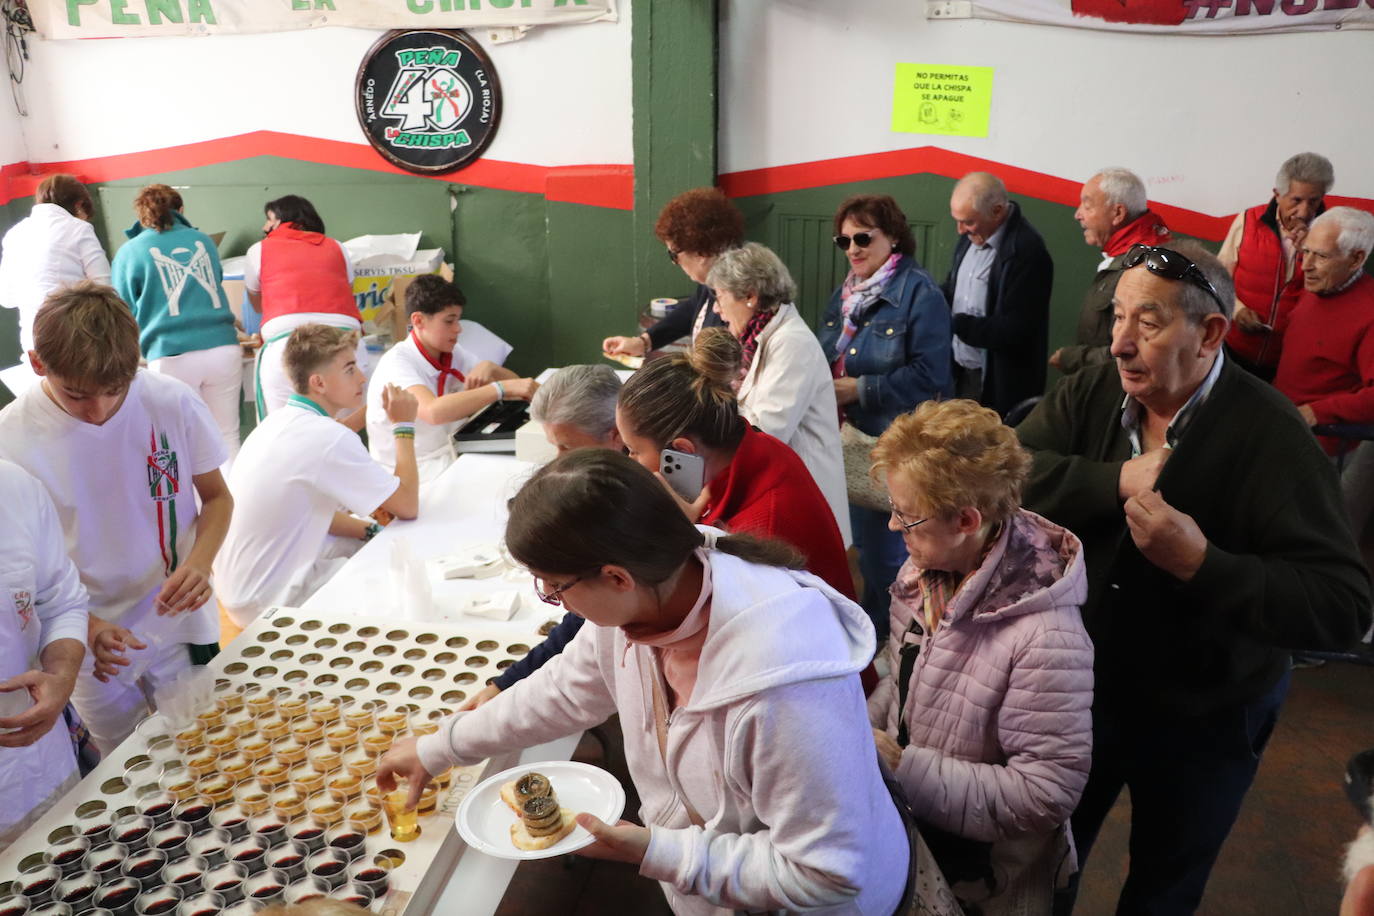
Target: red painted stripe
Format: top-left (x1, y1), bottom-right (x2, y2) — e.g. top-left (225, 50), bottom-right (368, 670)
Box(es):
top-left (0, 132), bottom-right (634, 210)
top-left (718, 146), bottom-right (1374, 242)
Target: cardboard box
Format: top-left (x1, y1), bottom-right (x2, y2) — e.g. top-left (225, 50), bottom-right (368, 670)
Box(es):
top-left (374, 262), bottom-right (455, 343)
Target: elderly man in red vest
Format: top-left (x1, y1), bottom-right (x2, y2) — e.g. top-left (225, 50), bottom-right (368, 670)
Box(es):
top-left (1219, 152), bottom-right (1334, 381)
top-left (1273, 207), bottom-right (1374, 442)
top-left (1050, 167), bottom-right (1171, 375)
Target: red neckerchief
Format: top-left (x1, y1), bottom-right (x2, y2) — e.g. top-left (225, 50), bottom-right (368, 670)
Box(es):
top-left (737, 308), bottom-right (776, 382)
top-left (1104, 209), bottom-right (1172, 257)
top-left (409, 329), bottom-right (464, 396)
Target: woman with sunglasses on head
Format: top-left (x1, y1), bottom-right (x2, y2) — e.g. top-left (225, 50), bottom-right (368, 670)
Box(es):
top-left (603, 188), bottom-right (744, 358)
top-left (869, 399), bottom-right (1092, 916)
top-left (819, 194), bottom-right (953, 639)
top-left (378, 449), bottom-right (908, 916)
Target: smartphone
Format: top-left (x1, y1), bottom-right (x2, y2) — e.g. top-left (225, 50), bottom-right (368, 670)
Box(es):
top-left (660, 448), bottom-right (706, 502)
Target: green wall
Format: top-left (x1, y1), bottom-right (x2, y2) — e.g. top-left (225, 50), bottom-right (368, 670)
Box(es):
top-left (70, 157), bottom-right (640, 378)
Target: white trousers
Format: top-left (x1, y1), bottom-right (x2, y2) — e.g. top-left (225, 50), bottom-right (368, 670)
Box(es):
top-left (69, 636), bottom-right (193, 756)
top-left (150, 344), bottom-right (243, 466)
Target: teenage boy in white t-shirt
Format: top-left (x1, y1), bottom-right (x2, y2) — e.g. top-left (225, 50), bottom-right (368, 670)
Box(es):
top-left (0, 281), bottom-right (234, 754)
top-left (215, 325), bottom-right (421, 627)
top-left (366, 275), bottom-right (539, 482)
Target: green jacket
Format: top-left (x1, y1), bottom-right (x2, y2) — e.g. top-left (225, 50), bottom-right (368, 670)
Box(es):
top-left (1017, 359), bottom-right (1370, 714)
top-left (1053, 255), bottom-right (1124, 375)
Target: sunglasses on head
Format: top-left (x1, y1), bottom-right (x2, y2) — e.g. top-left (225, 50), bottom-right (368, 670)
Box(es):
top-left (833, 232), bottom-right (876, 251)
top-left (1122, 245), bottom-right (1226, 312)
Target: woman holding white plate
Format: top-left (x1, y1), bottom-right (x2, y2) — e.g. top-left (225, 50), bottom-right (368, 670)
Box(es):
top-left (379, 449), bottom-right (908, 916)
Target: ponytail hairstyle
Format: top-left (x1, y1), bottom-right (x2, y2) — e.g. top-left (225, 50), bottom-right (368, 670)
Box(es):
top-left (36, 174), bottom-right (94, 220)
top-left (505, 450), bottom-right (804, 584)
top-left (617, 330), bottom-right (745, 451)
top-left (133, 184), bottom-right (184, 231)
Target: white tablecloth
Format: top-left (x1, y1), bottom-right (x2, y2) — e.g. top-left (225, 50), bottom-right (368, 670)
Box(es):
top-left (304, 452), bottom-right (579, 915)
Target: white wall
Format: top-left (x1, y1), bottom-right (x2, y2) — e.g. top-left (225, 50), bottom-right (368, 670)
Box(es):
top-left (0, 90), bottom-right (27, 166)
top-left (720, 0), bottom-right (1373, 215)
top-left (16, 11), bottom-right (632, 168)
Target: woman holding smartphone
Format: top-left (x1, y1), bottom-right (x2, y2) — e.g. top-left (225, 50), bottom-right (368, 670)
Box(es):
top-left (379, 450), bottom-right (908, 916)
top-left (616, 333), bottom-right (854, 598)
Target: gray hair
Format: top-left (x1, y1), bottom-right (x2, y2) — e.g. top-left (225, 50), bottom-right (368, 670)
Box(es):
top-left (1160, 240), bottom-right (1235, 324)
top-left (955, 172), bottom-right (1008, 216)
top-left (1311, 207), bottom-right (1374, 268)
top-left (1094, 168), bottom-right (1148, 220)
top-left (529, 364), bottom-right (622, 439)
top-left (705, 242), bottom-right (797, 313)
top-left (1275, 152), bottom-right (1334, 195)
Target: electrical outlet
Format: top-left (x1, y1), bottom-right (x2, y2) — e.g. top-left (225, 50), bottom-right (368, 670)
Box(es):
top-left (927, 0), bottom-right (974, 18)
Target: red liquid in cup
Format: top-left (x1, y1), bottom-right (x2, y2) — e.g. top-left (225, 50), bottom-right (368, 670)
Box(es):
top-left (232, 850), bottom-right (261, 863)
top-left (52, 849), bottom-right (84, 866)
top-left (145, 898), bottom-right (178, 914)
top-left (61, 885), bottom-right (94, 903)
top-left (119, 827), bottom-right (150, 844)
top-left (273, 855), bottom-right (303, 869)
top-left (82, 824), bottom-right (110, 837)
top-left (293, 827), bottom-right (323, 842)
top-left (171, 871), bottom-right (201, 887)
top-left (312, 862), bottom-right (344, 877)
top-left (130, 859), bottom-right (161, 879)
top-left (250, 886), bottom-right (281, 899)
top-left (189, 908), bottom-right (218, 916)
top-left (155, 837), bottom-right (185, 851)
top-left (341, 893), bottom-right (368, 904)
top-left (212, 879), bottom-right (237, 892)
top-left (177, 806), bottom-right (211, 824)
top-left (142, 802), bottom-right (173, 819)
top-left (25, 877), bottom-right (57, 896)
top-left (99, 887), bottom-right (138, 908)
top-left (356, 868), bottom-right (387, 882)
top-left (1, 904), bottom-right (28, 916)
top-left (330, 833), bottom-right (363, 849)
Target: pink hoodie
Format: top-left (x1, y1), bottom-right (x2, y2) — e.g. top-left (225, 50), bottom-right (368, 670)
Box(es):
top-left (868, 509), bottom-right (1094, 914)
top-left (419, 548), bottom-right (908, 915)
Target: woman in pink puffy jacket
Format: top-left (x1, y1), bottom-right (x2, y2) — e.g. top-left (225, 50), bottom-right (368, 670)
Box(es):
top-left (868, 399), bottom-right (1094, 916)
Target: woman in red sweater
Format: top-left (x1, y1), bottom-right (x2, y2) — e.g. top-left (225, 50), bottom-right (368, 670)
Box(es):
top-left (616, 331), bottom-right (856, 600)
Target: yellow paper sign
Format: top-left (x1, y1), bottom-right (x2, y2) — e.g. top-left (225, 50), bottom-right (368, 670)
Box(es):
top-left (891, 64), bottom-right (994, 137)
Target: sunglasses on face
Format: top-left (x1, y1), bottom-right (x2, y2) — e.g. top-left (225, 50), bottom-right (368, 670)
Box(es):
top-left (833, 232), bottom-right (877, 251)
top-left (1122, 245), bottom-right (1227, 312)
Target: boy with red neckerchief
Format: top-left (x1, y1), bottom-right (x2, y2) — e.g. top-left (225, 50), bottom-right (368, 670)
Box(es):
top-left (365, 275), bottom-right (539, 482)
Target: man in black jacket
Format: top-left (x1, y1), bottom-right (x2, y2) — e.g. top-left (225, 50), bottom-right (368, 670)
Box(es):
top-left (941, 172), bottom-right (1054, 417)
top-left (1017, 241), bottom-right (1371, 915)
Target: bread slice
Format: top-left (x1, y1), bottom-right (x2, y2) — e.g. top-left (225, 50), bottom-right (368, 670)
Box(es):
top-left (499, 780), bottom-right (523, 814)
top-left (510, 809), bottom-right (577, 851)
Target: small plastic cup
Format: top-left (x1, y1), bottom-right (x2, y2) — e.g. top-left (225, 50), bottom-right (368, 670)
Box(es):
top-left (270, 786), bottom-right (308, 821)
top-left (44, 835), bottom-right (90, 876)
top-left (254, 715), bottom-right (289, 742)
top-left (92, 875), bottom-right (140, 915)
top-left (270, 737), bottom-right (308, 767)
top-left (110, 814), bottom-right (154, 852)
top-left (288, 718), bottom-right (323, 745)
top-left (53, 872), bottom-right (97, 912)
top-left (284, 819), bottom-right (327, 854)
top-left (134, 791), bottom-right (177, 826)
top-left (187, 829), bottom-right (232, 868)
top-left (75, 807), bottom-right (115, 845)
top-left (325, 769), bottom-right (363, 802)
top-left (238, 731), bottom-right (273, 763)
top-left (172, 725), bottom-right (205, 754)
top-left (171, 796), bottom-right (214, 833)
top-left (252, 758), bottom-right (291, 788)
top-left (148, 822), bottom-right (191, 860)
top-left (264, 841), bottom-right (309, 882)
top-left (216, 752), bottom-right (253, 785)
top-left (195, 774), bottom-right (238, 807)
top-left (275, 694), bottom-right (308, 722)
top-left (0, 894), bottom-right (28, 916)
top-left (346, 857), bottom-right (390, 898)
top-left (200, 863), bottom-right (247, 905)
top-left (145, 736), bottom-right (180, 765)
top-left (247, 814), bottom-right (287, 849)
top-left (323, 723), bottom-right (357, 753)
top-left (303, 849), bottom-right (349, 890)
top-left (158, 856), bottom-right (207, 893)
top-left (207, 805), bottom-right (249, 841)
top-left (305, 746), bottom-right (341, 776)
top-left (26, 904), bottom-right (73, 916)
top-left (85, 843), bottom-right (129, 881)
top-left (307, 697), bottom-right (343, 726)
top-left (184, 747), bottom-right (219, 780)
top-left (281, 877), bottom-right (331, 904)
top-left (323, 824), bottom-right (367, 861)
top-left (224, 837), bottom-right (266, 875)
top-left (336, 882), bottom-right (374, 909)
top-left (359, 729), bottom-right (392, 756)
top-left (342, 750), bottom-right (378, 780)
top-left (174, 891), bottom-right (223, 916)
top-left (342, 800), bottom-right (383, 836)
top-left (303, 794), bottom-right (345, 827)
top-left (287, 764), bottom-right (324, 797)
top-left (374, 706), bottom-right (408, 735)
top-left (132, 884), bottom-right (182, 916)
top-left (119, 849), bottom-right (167, 891)
top-left (201, 726), bottom-right (239, 755)
top-left (232, 780), bottom-right (272, 817)
top-left (18, 862), bottom-right (60, 903)
top-left (157, 763), bottom-right (197, 802)
top-left (242, 869), bottom-right (289, 907)
top-left (243, 689), bottom-right (275, 720)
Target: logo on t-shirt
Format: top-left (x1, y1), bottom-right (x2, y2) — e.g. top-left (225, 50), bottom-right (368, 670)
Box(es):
top-left (12, 589), bottom-right (33, 631)
top-left (147, 427), bottom-right (183, 575)
top-left (150, 241), bottom-right (225, 316)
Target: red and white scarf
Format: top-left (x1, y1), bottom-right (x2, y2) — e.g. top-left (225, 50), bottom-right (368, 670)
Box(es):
top-left (832, 253), bottom-right (903, 376)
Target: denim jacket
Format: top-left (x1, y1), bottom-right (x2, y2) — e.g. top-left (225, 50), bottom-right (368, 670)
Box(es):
top-left (819, 255), bottom-right (953, 436)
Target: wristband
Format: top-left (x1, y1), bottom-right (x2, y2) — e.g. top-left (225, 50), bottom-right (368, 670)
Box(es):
top-left (640, 332), bottom-right (653, 353)
top-left (492, 381), bottom-right (506, 400)
top-left (362, 522), bottom-right (383, 542)
top-left (392, 424), bottom-right (415, 439)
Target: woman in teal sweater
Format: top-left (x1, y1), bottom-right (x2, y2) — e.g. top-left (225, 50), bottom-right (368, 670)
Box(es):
top-left (112, 184), bottom-right (241, 463)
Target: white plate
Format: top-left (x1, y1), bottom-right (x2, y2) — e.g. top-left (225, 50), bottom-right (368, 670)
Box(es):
top-left (455, 760), bottom-right (626, 860)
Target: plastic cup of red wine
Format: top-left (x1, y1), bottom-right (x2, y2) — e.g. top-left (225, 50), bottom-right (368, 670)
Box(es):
top-left (111, 814), bottom-right (154, 852)
top-left (347, 857), bottom-right (391, 897)
top-left (283, 818), bottom-right (327, 854)
top-left (223, 838), bottom-right (265, 876)
top-left (303, 848), bottom-right (348, 890)
top-left (26, 904), bottom-right (73, 916)
top-left (241, 869), bottom-right (288, 907)
top-left (134, 792), bottom-right (176, 828)
top-left (245, 815), bottom-right (285, 849)
top-left (19, 862), bottom-right (60, 904)
top-left (338, 882), bottom-right (374, 908)
top-left (197, 864), bottom-right (245, 907)
top-left (44, 836), bottom-right (90, 877)
top-left (0, 893), bottom-right (29, 916)
top-left (119, 849), bottom-right (167, 892)
top-left (323, 824), bottom-right (367, 861)
top-left (147, 824), bottom-right (190, 861)
top-left (85, 844), bottom-right (129, 882)
top-left (93, 876), bottom-right (141, 916)
top-left (173, 891), bottom-right (223, 916)
top-left (170, 798), bottom-right (213, 834)
top-left (205, 807), bottom-right (248, 842)
top-left (159, 857), bottom-right (206, 894)
top-left (263, 841), bottom-right (308, 883)
top-left (133, 885), bottom-right (183, 916)
top-left (281, 877), bottom-right (331, 904)
top-left (53, 872), bottom-right (97, 912)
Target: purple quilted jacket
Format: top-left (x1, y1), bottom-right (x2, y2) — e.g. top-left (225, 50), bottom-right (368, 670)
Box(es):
top-left (869, 508), bottom-right (1093, 912)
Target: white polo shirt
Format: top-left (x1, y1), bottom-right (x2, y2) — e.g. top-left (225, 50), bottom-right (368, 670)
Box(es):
top-left (215, 395), bottom-right (399, 620)
top-left (0, 203), bottom-right (112, 351)
top-left (365, 333), bottom-right (480, 475)
top-left (0, 371), bottom-right (226, 644)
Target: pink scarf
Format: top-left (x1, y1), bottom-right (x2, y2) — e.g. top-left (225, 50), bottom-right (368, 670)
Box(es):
top-left (625, 550), bottom-right (714, 709)
top-left (832, 252), bottom-right (902, 377)
top-left (736, 308), bottom-right (776, 383)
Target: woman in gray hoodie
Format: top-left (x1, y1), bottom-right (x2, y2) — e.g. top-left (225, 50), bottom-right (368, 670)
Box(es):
top-left (380, 449), bottom-right (909, 915)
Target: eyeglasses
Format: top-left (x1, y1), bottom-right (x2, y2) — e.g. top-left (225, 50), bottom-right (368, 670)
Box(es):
top-left (833, 232), bottom-right (876, 251)
top-left (888, 500), bottom-right (929, 532)
top-left (533, 573), bottom-right (591, 606)
top-left (666, 247), bottom-right (683, 265)
top-left (1121, 245), bottom-right (1226, 312)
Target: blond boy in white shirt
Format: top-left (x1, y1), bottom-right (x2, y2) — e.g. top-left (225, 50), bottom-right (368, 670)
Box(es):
top-left (0, 282), bottom-right (233, 753)
top-left (216, 325), bottom-right (421, 626)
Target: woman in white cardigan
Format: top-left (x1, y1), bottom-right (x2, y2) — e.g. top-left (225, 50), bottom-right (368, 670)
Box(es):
top-left (705, 243), bottom-right (851, 544)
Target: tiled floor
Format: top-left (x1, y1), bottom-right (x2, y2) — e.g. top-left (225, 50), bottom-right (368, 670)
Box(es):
top-left (491, 661), bottom-right (1373, 915)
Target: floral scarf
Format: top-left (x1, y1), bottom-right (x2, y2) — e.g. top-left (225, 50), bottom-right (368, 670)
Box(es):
top-left (736, 307), bottom-right (777, 384)
top-left (832, 252), bottom-right (902, 376)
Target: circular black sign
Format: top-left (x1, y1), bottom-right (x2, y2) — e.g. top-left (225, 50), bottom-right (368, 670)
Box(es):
top-left (355, 29), bottom-right (502, 175)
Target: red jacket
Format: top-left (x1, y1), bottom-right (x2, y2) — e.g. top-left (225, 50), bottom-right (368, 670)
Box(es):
top-left (1274, 273), bottom-right (1374, 454)
top-left (1226, 201), bottom-right (1310, 369)
top-left (701, 424), bottom-right (856, 600)
top-left (260, 225), bottom-right (358, 327)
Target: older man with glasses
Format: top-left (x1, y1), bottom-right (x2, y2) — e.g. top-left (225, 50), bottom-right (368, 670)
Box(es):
top-left (1016, 241), bottom-right (1371, 915)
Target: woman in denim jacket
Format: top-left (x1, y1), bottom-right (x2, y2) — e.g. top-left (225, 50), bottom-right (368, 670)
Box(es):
top-left (818, 194), bottom-right (952, 636)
